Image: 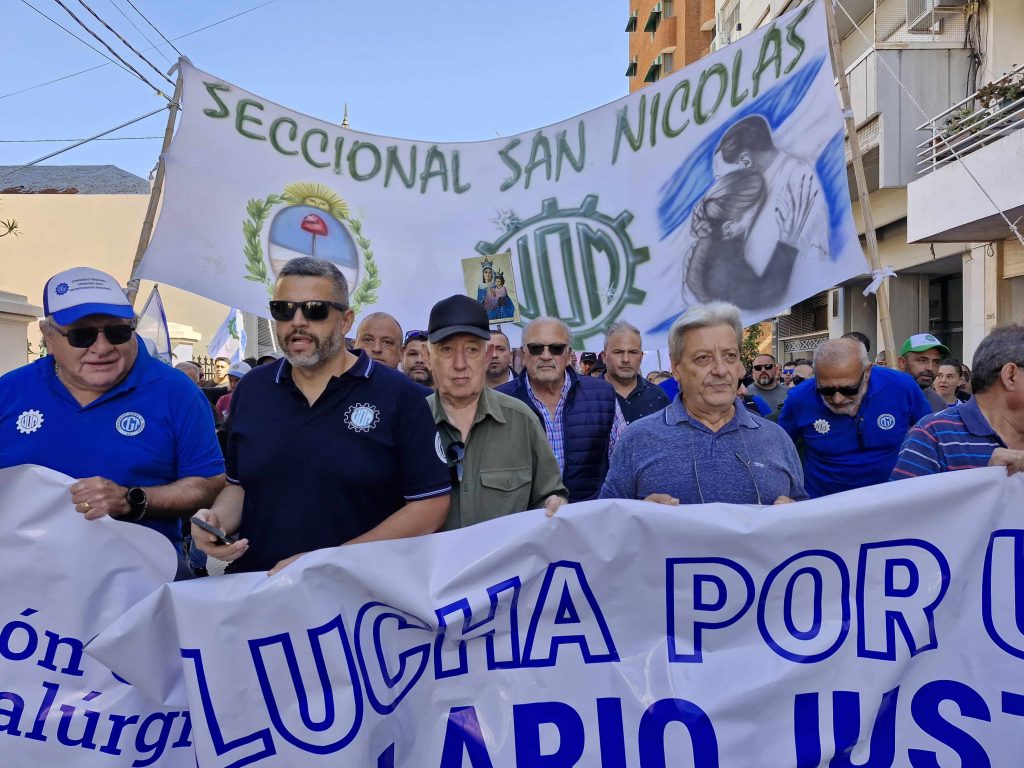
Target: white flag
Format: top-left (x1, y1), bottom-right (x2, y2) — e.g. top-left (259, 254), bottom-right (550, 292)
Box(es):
top-left (207, 307), bottom-right (247, 363)
top-left (136, 284), bottom-right (172, 363)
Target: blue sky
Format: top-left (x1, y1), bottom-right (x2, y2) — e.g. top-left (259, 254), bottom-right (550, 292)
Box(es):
top-left (2, 1), bottom-right (627, 178)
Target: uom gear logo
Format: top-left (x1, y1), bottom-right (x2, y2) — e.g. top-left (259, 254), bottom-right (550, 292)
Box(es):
top-left (475, 195), bottom-right (649, 343)
top-left (345, 403), bottom-right (380, 433)
top-left (16, 410), bottom-right (44, 435)
top-left (115, 412), bottom-right (146, 437)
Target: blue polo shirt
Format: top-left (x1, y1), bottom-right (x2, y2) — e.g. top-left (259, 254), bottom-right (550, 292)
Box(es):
top-left (778, 366), bottom-right (932, 498)
top-left (600, 396), bottom-right (806, 504)
top-left (225, 351), bottom-right (451, 573)
top-left (0, 341), bottom-right (224, 546)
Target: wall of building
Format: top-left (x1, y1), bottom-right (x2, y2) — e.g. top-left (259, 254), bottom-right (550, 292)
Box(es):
top-left (983, 0), bottom-right (1024, 84)
top-left (0, 194), bottom-right (229, 359)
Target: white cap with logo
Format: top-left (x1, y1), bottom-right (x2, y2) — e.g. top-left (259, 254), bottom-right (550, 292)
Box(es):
top-left (43, 267), bottom-right (133, 326)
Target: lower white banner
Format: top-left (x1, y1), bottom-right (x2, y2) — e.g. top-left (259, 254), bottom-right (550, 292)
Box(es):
top-left (0, 465), bottom-right (193, 767)
top-left (4, 465), bottom-right (1023, 766)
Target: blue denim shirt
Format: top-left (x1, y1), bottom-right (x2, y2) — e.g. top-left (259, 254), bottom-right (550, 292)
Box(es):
top-left (600, 397), bottom-right (807, 505)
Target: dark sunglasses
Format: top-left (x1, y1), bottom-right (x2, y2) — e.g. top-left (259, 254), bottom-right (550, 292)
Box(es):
top-left (526, 343), bottom-right (568, 356)
top-left (752, 363), bottom-right (775, 371)
top-left (791, 375), bottom-right (808, 385)
top-left (446, 441), bottom-right (466, 484)
top-left (404, 330), bottom-right (428, 344)
top-left (816, 371), bottom-right (866, 398)
top-left (268, 300), bottom-right (348, 322)
top-left (53, 321), bottom-right (136, 349)
top-left (782, 367), bottom-right (796, 374)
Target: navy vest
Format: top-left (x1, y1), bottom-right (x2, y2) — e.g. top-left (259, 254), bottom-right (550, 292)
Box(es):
top-left (498, 370), bottom-right (615, 502)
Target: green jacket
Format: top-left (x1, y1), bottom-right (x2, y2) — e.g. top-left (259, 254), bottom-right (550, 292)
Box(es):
top-left (429, 386), bottom-right (567, 530)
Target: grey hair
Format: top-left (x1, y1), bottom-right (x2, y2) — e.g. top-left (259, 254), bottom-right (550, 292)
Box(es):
top-left (276, 257), bottom-right (349, 305)
top-left (667, 302), bottom-right (742, 363)
top-left (604, 319), bottom-right (641, 344)
top-left (522, 316), bottom-right (572, 344)
top-left (813, 338), bottom-right (869, 370)
top-left (971, 323), bottom-right (1024, 395)
top-left (356, 312), bottom-right (403, 338)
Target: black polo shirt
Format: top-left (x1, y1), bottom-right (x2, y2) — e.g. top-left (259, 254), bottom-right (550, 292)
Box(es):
top-left (613, 375), bottom-right (671, 423)
top-left (225, 351), bottom-right (450, 572)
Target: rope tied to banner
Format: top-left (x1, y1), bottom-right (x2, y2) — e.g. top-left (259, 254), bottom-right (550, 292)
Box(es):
top-left (863, 266), bottom-right (896, 296)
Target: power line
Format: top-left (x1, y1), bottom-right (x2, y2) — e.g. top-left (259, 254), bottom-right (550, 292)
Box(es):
top-left (0, 106), bottom-right (169, 181)
top-left (0, 136), bottom-right (162, 142)
top-left (74, 0), bottom-right (174, 86)
top-left (49, 0), bottom-right (170, 98)
top-left (2, 0), bottom-right (280, 101)
top-left (122, 0), bottom-right (182, 58)
top-left (18, 0), bottom-right (139, 81)
top-left (107, 0), bottom-right (172, 64)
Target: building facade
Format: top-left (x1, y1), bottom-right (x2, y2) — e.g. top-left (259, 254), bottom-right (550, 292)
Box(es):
top-left (626, 0), bottom-right (715, 92)
top-left (0, 166), bottom-right (228, 369)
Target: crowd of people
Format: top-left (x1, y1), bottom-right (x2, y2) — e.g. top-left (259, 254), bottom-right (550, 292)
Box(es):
top-left (0, 258), bottom-right (1021, 580)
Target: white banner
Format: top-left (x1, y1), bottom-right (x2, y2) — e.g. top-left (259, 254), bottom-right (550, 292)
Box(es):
top-left (206, 307), bottom-right (247, 363)
top-left (0, 465), bottom-right (194, 767)
top-left (87, 468), bottom-right (1024, 766)
top-left (138, 0), bottom-right (865, 346)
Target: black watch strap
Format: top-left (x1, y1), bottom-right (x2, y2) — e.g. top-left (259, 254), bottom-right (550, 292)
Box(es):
top-left (124, 487), bottom-right (148, 521)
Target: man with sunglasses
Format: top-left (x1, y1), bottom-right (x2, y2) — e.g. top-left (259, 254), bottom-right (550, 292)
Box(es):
top-left (0, 267), bottom-right (225, 578)
top-left (778, 338), bottom-right (931, 498)
top-left (747, 353), bottom-right (789, 416)
top-left (426, 295), bottom-right (566, 529)
top-left (400, 329), bottom-right (433, 388)
top-left (499, 317), bottom-right (623, 502)
top-left (191, 257), bottom-right (450, 575)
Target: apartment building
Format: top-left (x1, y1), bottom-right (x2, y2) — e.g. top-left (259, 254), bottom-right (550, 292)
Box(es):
top-left (626, 0), bottom-right (716, 92)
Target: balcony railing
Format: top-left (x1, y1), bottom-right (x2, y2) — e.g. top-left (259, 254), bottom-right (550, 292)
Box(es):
top-left (916, 63), bottom-right (1024, 175)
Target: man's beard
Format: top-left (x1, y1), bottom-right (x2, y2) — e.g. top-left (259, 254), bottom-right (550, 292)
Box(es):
top-left (823, 396), bottom-right (862, 417)
top-left (280, 326), bottom-right (343, 368)
top-left (408, 367), bottom-right (433, 386)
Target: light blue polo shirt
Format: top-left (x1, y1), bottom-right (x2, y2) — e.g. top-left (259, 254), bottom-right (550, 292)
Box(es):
top-left (0, 340), bottom-right (224, 546)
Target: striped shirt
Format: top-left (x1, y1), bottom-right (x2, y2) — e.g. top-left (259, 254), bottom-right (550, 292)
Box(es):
top-left (526, 374), bottom-right (625, 471)
top-left (890, 397), bottom-right (1004, 479)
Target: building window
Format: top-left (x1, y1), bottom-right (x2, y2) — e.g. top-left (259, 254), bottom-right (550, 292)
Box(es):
top-left (644, 2), bottom-right (662, 33)
top-left (663, 0), bottom-right (674, 19)
top-left (662, 52), bottom-right (674, 75)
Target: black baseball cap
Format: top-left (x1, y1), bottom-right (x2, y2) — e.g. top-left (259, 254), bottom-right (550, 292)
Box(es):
top-left (428, 295), bottom-right (491, 343)
top-left (580, 352), bottom-right (597, 363)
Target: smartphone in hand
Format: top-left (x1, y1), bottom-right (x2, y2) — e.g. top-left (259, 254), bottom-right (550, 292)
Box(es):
top-left (190, 516), bottom-right (239, 546)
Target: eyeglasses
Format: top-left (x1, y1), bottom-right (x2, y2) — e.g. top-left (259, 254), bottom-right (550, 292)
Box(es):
top-left (752, 363), bottom-right (775, 371)
top-left (268, 300), bottom-right (348, 322)
top-left (526, 343), bottom-right (568, 356)
top-left (782, 367), bottom-right (795, 374)
top-left (446, 441), bottom-right (465, 484)
top-left (52, 321), bottom-right (136, 349)
top-left (404, 330), bottom-right (428, 344)
top-left (816, 371), bottom-right (866, 398)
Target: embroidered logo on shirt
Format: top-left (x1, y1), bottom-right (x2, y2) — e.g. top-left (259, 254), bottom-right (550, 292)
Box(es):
top-left (115, 412), bottom-right (146, 436)
top-left (434, 432), bottom-right (446, 463)
top-left (813, 418), bottom-right (830, 434)
top-left (345, 403), bottom-right (380, 432)
top-left (877, 413), bottom-right (896, 430)
top-left (16, 410), bottom-right (44, 435)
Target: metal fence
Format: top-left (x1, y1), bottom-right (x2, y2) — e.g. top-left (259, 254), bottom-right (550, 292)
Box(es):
top-left (916, 62), bottom-right (1024, 174)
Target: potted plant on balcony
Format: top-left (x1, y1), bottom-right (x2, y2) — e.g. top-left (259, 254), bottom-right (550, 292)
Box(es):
top-left (976, 69), bottom-right (1024, 111)
top-left (935, 105), bottom-right (976, 157)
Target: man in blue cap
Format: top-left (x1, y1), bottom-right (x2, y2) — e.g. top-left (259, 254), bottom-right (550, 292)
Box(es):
top-left (0, 267), bottom-right (225, 577)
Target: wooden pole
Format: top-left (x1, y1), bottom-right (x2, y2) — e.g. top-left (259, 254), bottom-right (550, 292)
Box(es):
top-left (126, 62), bottom-right (184, 307)
top-left (823, 0), bottom-right (897, 366)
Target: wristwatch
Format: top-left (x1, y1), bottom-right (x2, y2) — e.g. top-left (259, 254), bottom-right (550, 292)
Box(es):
top-left (124, 487), bottom-right (148, 521)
